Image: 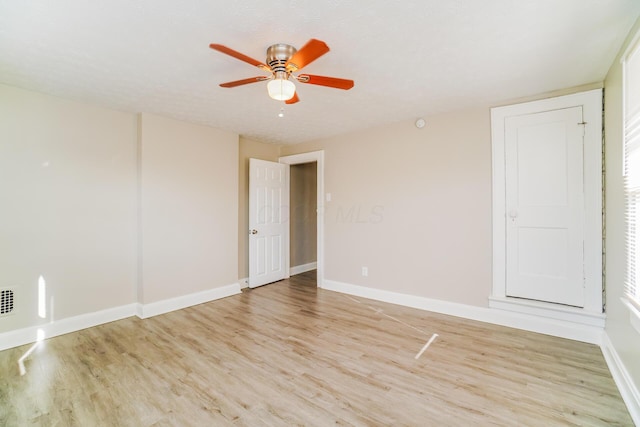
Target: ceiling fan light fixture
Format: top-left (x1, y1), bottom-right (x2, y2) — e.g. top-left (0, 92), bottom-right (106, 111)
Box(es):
top-left (210, 39), bottom-right (353, 104)
top-left (267, 77), bottom-right (295, 101)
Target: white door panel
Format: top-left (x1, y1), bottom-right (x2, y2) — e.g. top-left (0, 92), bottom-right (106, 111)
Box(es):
top-left (505, 107), bottom-right (585, 307)
top-left (249, 158), bottom-right (288, 288)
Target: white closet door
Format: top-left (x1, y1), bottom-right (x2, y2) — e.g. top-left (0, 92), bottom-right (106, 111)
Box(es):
top-left (504, 106), bottom-right (585, 307)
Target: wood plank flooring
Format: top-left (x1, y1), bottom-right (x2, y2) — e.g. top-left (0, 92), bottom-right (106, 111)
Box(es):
top-left (0, 271), bottom-right (633, 426)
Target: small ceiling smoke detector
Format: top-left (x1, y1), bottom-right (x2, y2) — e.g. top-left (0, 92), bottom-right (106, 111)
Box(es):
top-left (415, 118), bottom-right (426, 129)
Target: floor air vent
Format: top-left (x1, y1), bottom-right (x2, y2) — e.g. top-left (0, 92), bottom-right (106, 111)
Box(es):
top-left (1, 288), bottom-right (15, 316)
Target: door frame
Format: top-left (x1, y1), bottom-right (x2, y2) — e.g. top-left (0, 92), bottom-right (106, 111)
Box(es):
top-left (490, 89), bottom-right (604, 321)
top-left (279, 150), bottom-right (324, 287)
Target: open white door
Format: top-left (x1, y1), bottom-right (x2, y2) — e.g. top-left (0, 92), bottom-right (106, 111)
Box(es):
top-left (249, 158), bottom-right (288, 288)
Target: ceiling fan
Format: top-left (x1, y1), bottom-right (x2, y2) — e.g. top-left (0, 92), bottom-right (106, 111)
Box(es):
top-left (209, 39), bottom-right (354, 104)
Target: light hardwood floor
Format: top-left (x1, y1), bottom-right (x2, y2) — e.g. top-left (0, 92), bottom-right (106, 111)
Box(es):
top-left (0, 271), bottom-right (633, 426)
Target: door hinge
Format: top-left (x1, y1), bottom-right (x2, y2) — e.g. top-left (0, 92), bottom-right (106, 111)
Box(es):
top-left (578, 121), bottom-right (587, 137)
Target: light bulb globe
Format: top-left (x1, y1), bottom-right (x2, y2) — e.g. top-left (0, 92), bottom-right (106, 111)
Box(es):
top-left (267, 78), bottom-right (296, 101)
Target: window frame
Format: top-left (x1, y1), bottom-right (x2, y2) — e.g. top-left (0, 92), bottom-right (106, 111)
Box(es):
top-left (622, 29), bottom-right (640, 333)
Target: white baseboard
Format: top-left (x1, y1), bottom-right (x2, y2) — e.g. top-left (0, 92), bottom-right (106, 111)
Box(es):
top-left (239, 263), bottom-right (317, 288)
top-left (0, 283), bottom-right (242, 351)
top-left (136, 283), bottom-right (241, 319)
top-left (290, 262), bottom-right (317, 276)
top-left (601, 332), bottom-right (640, 425)
top-left (489, 296), bottom-right (606, 327)
top-left (321, 280), bottom-right (604, 345)
top-left (0, 303), bottom-right (137, 352)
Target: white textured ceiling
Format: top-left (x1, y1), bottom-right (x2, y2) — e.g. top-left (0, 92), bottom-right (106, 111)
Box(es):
top-left (1, 1), bottom-right (639, 144)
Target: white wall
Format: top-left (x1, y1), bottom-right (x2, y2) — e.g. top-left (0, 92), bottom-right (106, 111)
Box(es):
top-left (0, 84), bottom-right (138, 333)
top-left (139, 113), bottom-right (239, 303)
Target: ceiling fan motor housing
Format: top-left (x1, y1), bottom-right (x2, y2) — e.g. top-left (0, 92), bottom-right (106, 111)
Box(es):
top-left (267, 44), bottom-right (296, 80)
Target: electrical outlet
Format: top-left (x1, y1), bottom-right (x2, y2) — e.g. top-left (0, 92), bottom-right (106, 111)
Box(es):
top-left (362, 266), bottom-right (368, 277)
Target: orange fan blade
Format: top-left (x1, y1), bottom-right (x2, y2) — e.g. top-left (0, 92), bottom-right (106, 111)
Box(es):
top-left (285, 92), bottom-right (300, 104)
top-left (210, 44), bottom-right (270, 72)
top-left (286, 39), bottom-right (330, 72)
top-left (297, 74), bottom-right (354, 90)
top-left (219, 76), bottom-right (269, 88)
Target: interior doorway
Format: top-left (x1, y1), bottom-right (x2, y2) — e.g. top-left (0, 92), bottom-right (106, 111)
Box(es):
top-left (279, 150), bottom-right (325, 287)
top-left (289, 162), bottom-right (317, 276)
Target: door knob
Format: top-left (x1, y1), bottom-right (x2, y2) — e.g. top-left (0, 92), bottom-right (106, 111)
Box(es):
top-left (249, 229), bottom-right (258, 235)
top-left (508, 209), bottom-right (518, 219)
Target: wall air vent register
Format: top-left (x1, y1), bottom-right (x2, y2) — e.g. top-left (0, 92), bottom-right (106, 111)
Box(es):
top-left (0, 288), bottom-right (15, 316)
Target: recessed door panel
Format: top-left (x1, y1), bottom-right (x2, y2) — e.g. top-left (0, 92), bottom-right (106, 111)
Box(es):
top-left (516, 121), bottom-right (568, 208)
top-left (517, 227), bottom-right (568, 278)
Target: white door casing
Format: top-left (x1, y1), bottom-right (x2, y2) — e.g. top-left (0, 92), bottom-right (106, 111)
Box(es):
top-left (491, 89), bottom-right (604, 323)
top-left (249, 158), bottom-right (288, 288)
top-left (505, 107), bottom-right (585, 307)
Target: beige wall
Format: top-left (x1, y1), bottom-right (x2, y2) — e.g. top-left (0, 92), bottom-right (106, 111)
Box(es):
top-left (281, 109), bottom-right (492, 307)
top-left (0, 84), bottom-right (138, 332)
top-left (238, 137), bottom-right (282, 279)
top-left (0, 85), bottom-right (242, 335)
top-left (290, 162), bottom-right (317, 268)
top-left (604, 16), bottom-right (640, 394)
top-left (139, 113), bottom-right (238, 303)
